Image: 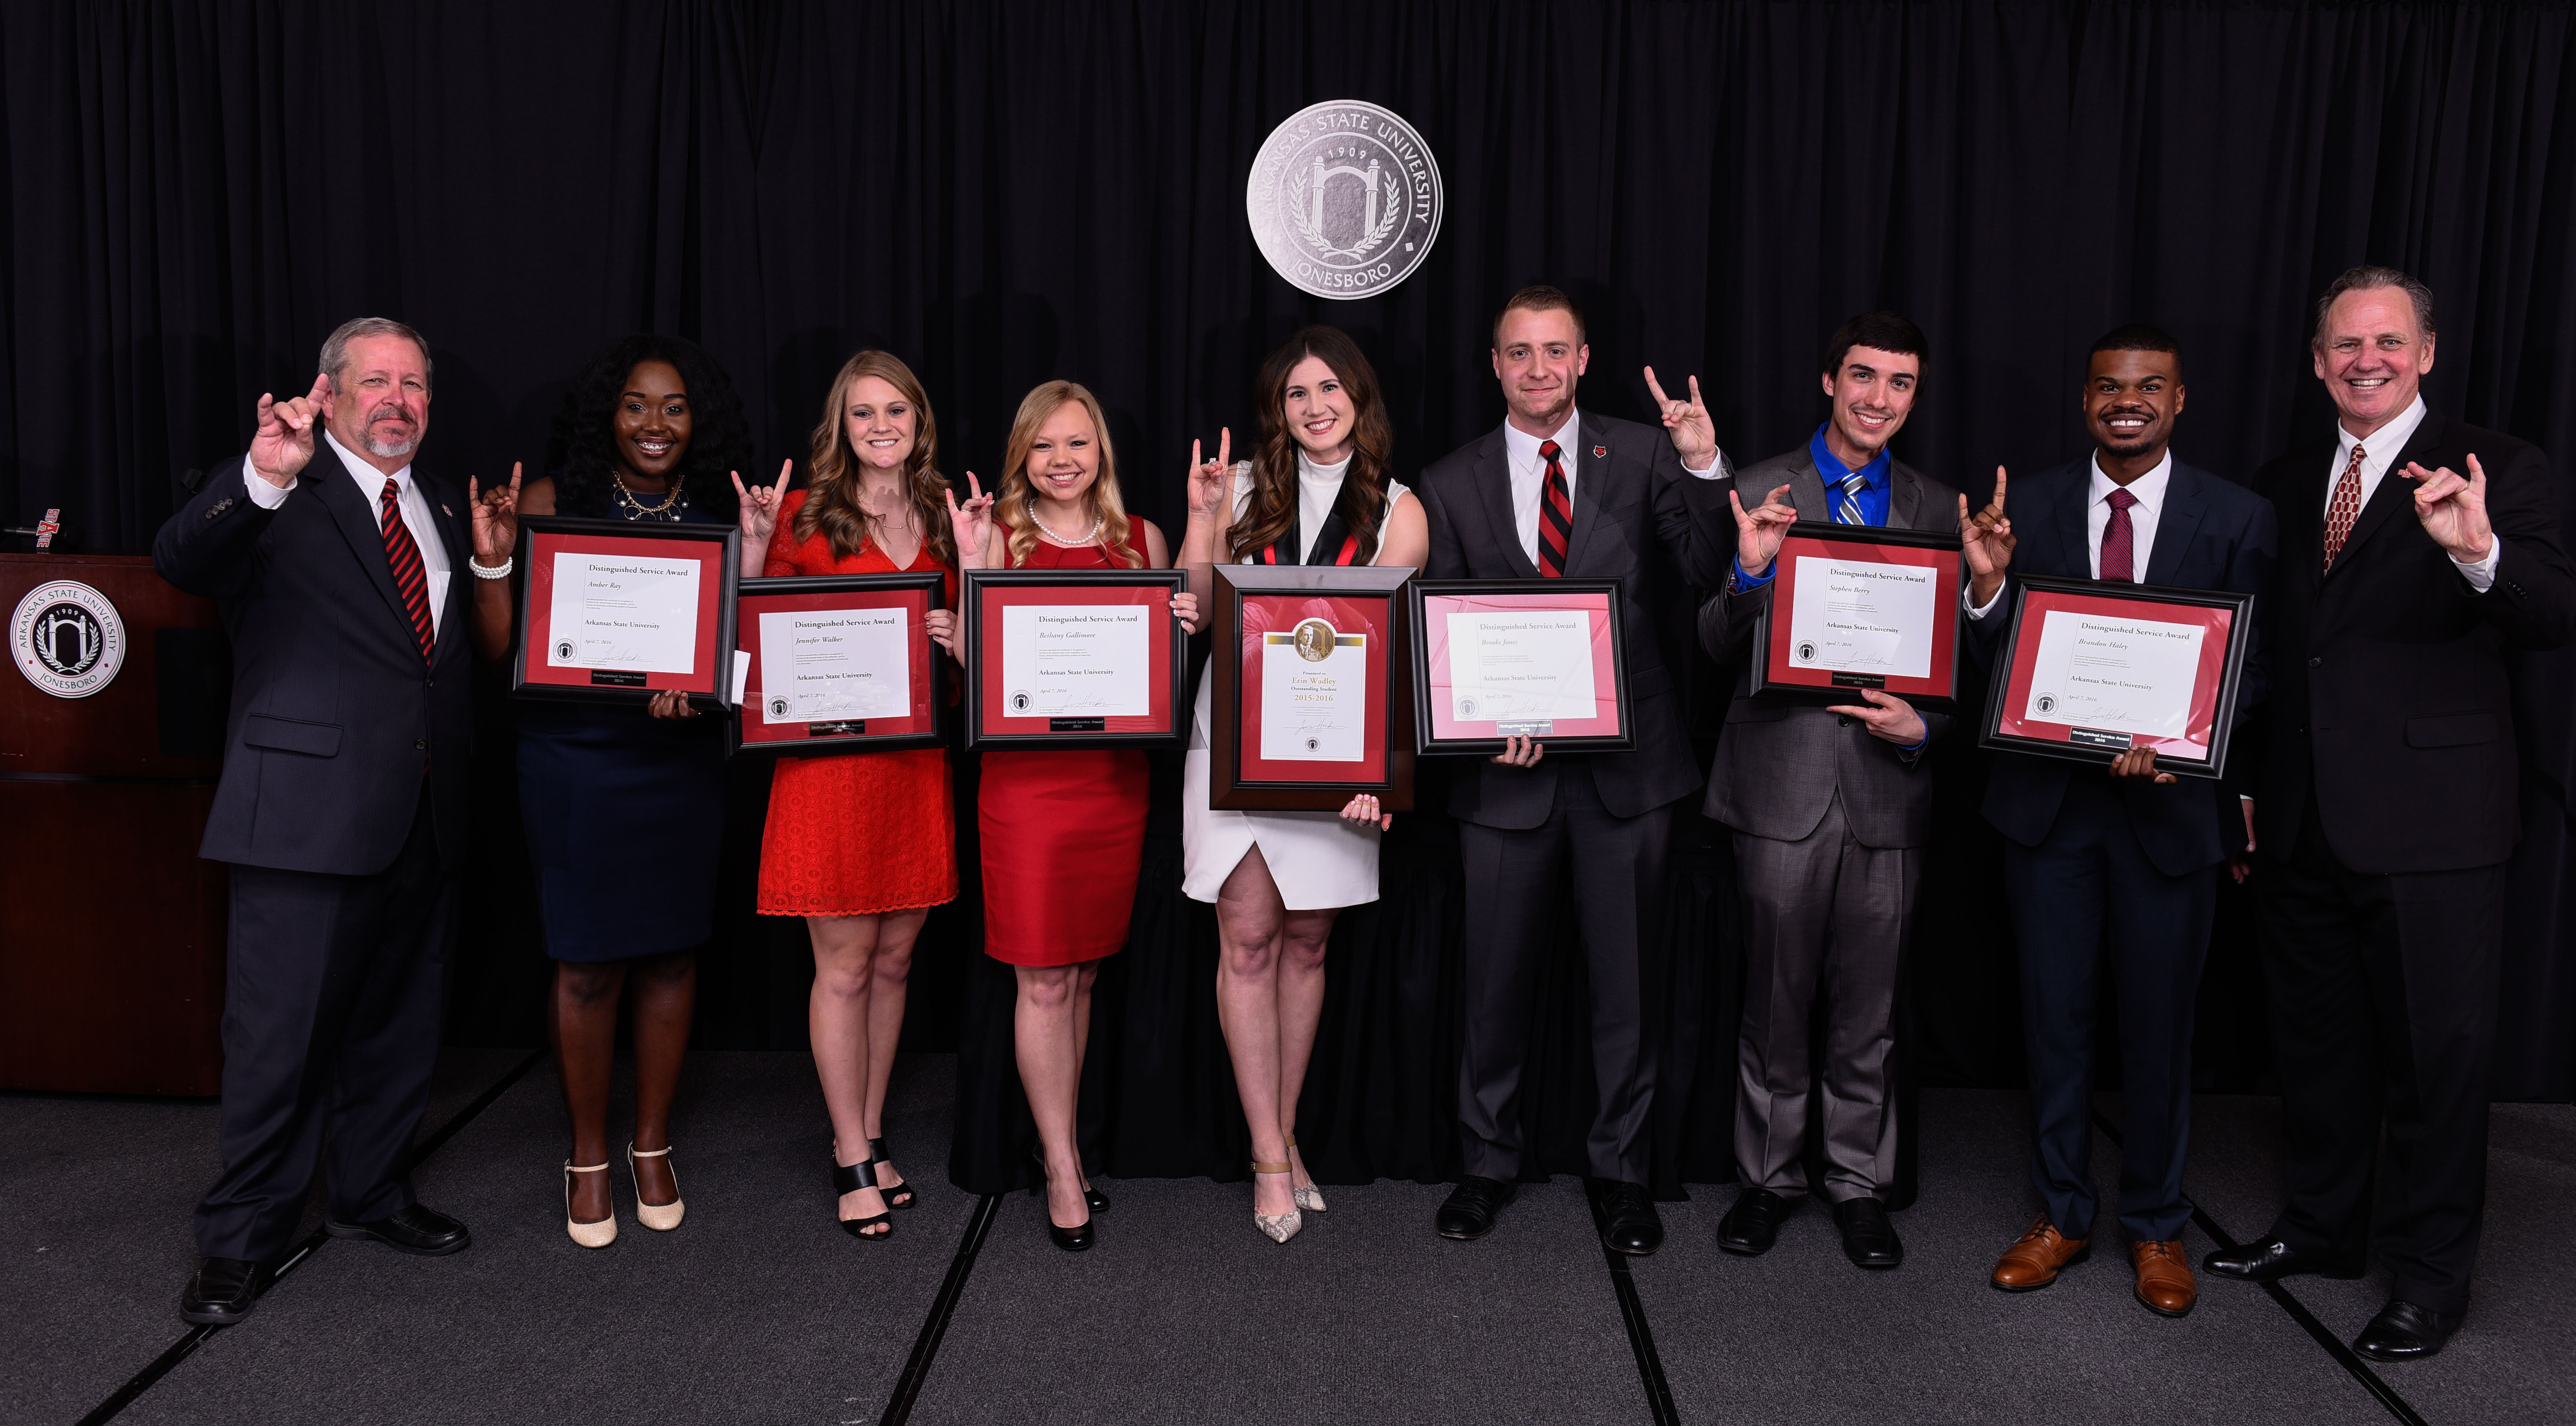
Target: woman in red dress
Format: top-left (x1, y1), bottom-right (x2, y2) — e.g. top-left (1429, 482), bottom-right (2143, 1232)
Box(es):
top-left (964, 380), bottom-right (1195, 1252)
top-left (755, 350), bottom-right (965, 1241)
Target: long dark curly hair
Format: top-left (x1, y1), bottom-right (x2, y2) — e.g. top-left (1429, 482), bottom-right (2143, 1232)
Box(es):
top-left (546, 334), bottom-right (751, 521)
top-left (1228, 326), bottom-right (1394, 563)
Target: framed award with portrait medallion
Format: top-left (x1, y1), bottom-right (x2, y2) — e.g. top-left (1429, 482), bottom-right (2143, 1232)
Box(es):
top-left (512, 516), bottom-right (738, 707)
top-left (1208, 564), bottom-right (1413, 810)
top-left (731, 572), bottom-right (947, 756)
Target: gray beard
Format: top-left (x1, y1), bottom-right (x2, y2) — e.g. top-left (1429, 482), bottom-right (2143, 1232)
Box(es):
top-left (364, 430), bottom-right (418, 459)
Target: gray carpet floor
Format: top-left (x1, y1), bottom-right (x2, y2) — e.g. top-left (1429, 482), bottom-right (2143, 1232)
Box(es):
top-left (9, 1059), bottom-right (2572, 1426)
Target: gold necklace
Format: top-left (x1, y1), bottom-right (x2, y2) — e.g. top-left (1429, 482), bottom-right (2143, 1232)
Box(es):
top-left (612, 469), bottom-right (685, 516)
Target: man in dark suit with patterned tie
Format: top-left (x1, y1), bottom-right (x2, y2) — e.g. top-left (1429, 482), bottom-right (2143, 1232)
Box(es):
top-left (1413, 285), bottom-right (1733, 1255)
top-left (154, 318), bottom-right (478, 1325)
top-left (1963, 326), bottom-right (2277, 1318)
top-left (1694, 312), bottom-right (1961, 1271)
top-left (2200, 268), bottom-right (2574, 1360)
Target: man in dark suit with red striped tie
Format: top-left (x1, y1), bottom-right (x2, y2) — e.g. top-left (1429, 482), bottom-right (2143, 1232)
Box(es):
top-left (1413, 285), bottom-right (1735, 1255)
top-left (154, 317), bottom-right (478, 1325)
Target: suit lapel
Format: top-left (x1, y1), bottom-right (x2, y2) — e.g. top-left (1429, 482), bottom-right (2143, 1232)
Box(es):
top-left (1473, 429), bottom-right (1540, 579)
top-left (1785, 458), bottom-right (1828, 522)
top-left (2327, 410), bottom-right (2444, 579)
top-left (1565, 418), bottom-right (1609, 573)
top-left (311, 442), bottom-right (414, 639)
top-left (2144, 462), bottom-right (2207, 587)
top-left (1887, 461), bottom-right (1925, 530)
top-left (420, 470), bottom-right (471, 642)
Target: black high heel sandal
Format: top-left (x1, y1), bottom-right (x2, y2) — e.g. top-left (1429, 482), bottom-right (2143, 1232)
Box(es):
top-left (1030, 1142), bottom-right (1109, 1212)
top-left (1028, 1154), bottom-right (1094, 1252)
top-left (867, 1137), bottom-right (914, 1210)
top-left (832, 1150), bottom-right (893, 1241)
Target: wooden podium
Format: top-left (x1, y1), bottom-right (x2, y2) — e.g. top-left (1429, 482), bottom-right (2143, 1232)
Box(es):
top-left (1, 553), bottom-right (229, 1094)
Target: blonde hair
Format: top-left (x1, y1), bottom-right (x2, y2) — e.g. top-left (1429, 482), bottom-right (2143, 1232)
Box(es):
top-left (995, 381), bottom-right (1142, 568)
top-left (795, 350), bottom-right (956, 568)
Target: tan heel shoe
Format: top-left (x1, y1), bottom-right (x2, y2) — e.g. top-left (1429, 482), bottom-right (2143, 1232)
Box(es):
top-left (1251, 1160), bottom-right (1303, 1244)
top-left (1287, 1133), bottom-right (1326, 1214)
top-left (564, 1161), bottom-right (616, 1249)
top-left (627, 1143), bottom-right (685, 1231)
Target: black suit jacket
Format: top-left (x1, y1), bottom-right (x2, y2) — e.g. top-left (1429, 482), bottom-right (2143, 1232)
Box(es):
top-left (1414, 412), bottom-right (1731, 826)
top-left (152, 441), bottom-right (475, 875)
top-left (1965, 457), bottom-right (2278, 875)
top-left (2252, 409), bottom-right (2574, 874)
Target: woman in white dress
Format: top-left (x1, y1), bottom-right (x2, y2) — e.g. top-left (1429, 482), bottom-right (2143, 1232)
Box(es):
top-left (1179, 327), bottom-right (1428, 1243)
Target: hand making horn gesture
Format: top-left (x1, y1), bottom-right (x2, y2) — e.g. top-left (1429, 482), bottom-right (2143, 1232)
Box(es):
top-left (1960, 465), bottom-right (2016, 607)
top-left (1728, 481), bottom-right (1798, 580)
top-left (467, 462), bottom-right (523, 569)
top-left (1186, 428), bottom-right (1234, 522)
top-left (2403, 453), bottom-right (2497, 564)
top-left (731, 459), bottom-right (794, 564)
top-left (1643, 366), bottom-right (1719, 470)
top-left (944, 471), bottom-right (995, 568)
top-left (248, 372), bottom-right (331, 489)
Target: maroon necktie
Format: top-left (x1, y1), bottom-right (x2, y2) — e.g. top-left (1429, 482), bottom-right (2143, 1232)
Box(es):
top-left (2321, 442), bottom-right (2366, 574)
top-left (2100, 487), bottom-right (2138, 582)
top-left (1536, 440), bottom-right (1572, 577)
top-left (379, 476), bottom-right (436, 665)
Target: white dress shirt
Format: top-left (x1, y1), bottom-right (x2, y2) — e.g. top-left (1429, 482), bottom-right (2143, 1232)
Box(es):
top-left (244, 427), bottom-right (451, 634)
top-left (2085, 450), bottom-right (2172, 579)
top-left (1499, 408), bottom-right (1722, 567)
top-left (2329, 395), bottom-right (2498, 590)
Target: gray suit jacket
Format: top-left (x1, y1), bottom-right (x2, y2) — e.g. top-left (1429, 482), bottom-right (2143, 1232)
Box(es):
top-left (1699, 448), bottom-right (1961, 848)
top-left (1415, 412), bottom-right (1733, 827)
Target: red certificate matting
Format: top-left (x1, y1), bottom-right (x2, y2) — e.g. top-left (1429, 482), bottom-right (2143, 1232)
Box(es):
top-left (1755, 524), bottom-right (1961, 706)
top-left (965, 570), bottom-right (1184, 748)
top-left (1414, 583), bottom-right (1630, 748)
top-left (512, 518), bottom-right (736, 704)
top-left (734, 575), bottom-right (942, 753)
top-left (1991, 587), bottom-right (2234, 760)
top-left (1235, 593), bottom-right (1391, 783)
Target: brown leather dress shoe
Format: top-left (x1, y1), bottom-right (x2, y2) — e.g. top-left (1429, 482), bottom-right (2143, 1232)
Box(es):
top-left (1991, 1213), bottom-right (2090, 1292)
top-left (2131, 1239), bottom-right (2197, 1317)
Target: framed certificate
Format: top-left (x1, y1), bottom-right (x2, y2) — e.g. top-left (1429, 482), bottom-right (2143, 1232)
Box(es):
top-left (1406, 579), bottom-right (1633, 755)
top-left (1978, 575), bottom-right (2255, 778)
top-left (962, 568), bottom-right (1187, 750)
top-left (731, 572), bottom-right (946, 756)
top-left (1750, 521), bottom-right (1964, 708)
top-left (1209, 565), bottom-right (1414, 811)
top-left (512, 516), bottom-right (738, 706)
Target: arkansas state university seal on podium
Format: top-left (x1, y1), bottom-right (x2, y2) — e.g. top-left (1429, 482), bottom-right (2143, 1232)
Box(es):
top-left (12, 579), bottom-right (127, 698)
top-left (1246, 100), bottom-right (1443, 300)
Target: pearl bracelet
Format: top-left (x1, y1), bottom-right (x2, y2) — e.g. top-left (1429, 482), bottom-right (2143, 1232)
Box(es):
top-left (468, 556), bottom-right (513, 580)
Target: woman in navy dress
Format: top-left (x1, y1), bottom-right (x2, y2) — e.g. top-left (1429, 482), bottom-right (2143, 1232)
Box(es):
top-left (466, 335), bottom-right (784, 1247)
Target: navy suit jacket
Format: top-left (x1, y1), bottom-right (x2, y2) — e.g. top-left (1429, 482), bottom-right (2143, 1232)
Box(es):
top-left (152, 441), bottom-right (475, 875)
top-left (1966, 456), bottom-right (2277, 875)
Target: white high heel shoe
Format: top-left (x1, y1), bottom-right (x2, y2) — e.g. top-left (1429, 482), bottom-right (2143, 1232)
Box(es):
top-left (564, 1161), bottom-right (616, 1248)
top-left (1251, 1160), bottom-right (1304, 1244)
top-left (627, 1143), bottom-right (686, 1231)
top-left (1287, 1134), bottom-right (1326, 1214)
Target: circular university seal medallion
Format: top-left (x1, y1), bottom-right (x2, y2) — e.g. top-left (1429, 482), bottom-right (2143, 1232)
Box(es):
top-left (1246, 101), bottom-right (1443, 300)
top-left (12, 580), bottom-right (126, 698)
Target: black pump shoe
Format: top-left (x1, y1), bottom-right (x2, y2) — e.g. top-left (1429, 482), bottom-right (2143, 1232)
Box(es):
top-left (832, 1151), bottom-right (893, 1240)
top-left (1030, 1142), bottom-right (1108, 1212)
top-left (868, 1136), bottom-right (914, 1210)
top-left (1028, 1153), bottom-right (1095, 1251)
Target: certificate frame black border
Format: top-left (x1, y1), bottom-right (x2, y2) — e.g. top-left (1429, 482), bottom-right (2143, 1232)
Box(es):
top-left (728, 571), bottom-right (949, 758)
top-left (1747, 520), bottom-right (1965, 711)
top-left (1405, 576), bottom-right (1636, 756)
top-left (961, 567), bottom-right (1189, 752)
top-left (1976, 573), bottom-right (2256, 779)
top-left (1210, 564), bottom-right (1415, 811)
top-left (510, 514), bottom-right (740, 709)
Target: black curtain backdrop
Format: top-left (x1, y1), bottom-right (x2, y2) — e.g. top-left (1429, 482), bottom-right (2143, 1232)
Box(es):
top-left (8, 3), bottom-right (2574, 1195)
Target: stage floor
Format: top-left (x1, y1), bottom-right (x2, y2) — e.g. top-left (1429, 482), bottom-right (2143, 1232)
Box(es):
top-left (7, 1052), bottom-right (2568, 1426)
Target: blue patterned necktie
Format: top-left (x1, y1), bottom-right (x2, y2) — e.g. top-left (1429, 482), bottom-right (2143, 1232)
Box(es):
top-left (1837, 469), bottom-right (1870, 525)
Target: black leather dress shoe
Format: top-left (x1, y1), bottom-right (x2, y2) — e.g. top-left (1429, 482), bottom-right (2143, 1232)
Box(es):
top-left (1833, 1195), bottom-right (1903, 1269)
top-left (1716, 1188), bottom-right (1792, 1256)
top-left (179, 1256), bottom-right (267, 1325)
top-left (2354, 1299), bottom-right (2461, 1361)
top-left (1595, 1180), bottom-right (1664, 1256)
top-left (2201, 1236), bottom-right (2361, 1283)
top-left (322, 1202), bottom-right (471, 1256)
top-left (1435, 1175), bottom-right (1516, 1240)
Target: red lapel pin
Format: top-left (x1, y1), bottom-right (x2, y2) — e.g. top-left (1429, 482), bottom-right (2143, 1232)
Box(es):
top-left (1591, 445), bottom-right (1607, 459)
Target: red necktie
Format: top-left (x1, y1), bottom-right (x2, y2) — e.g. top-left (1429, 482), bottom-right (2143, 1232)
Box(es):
top-left (379, 476), bottom-right (436, 665)
top-left (2100, 487), bottom-right (2138, 582)
top-left (2321, 442), bottom-right (2366, 574)
top-left (1536, 440), bottom-right (1572, 577)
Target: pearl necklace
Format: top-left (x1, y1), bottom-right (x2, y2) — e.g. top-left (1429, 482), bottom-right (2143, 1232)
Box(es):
top-left (1027, 497), bottom-right (1102, 546)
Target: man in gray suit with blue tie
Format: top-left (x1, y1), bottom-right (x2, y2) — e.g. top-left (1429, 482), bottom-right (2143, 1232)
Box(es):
top-left (1697, 312), bottom-right (1971, 1269)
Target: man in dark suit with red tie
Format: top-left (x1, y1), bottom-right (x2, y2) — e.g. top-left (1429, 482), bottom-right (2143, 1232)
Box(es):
top-left (1413, 285), bottom-right (1733, 1255)
top-left (154, 318), bottom-right (479, 1325)
top-left (1962, 327), bottom-right (2277, 1318)
top-left (2201, 268), bottom-right (2574, 1360)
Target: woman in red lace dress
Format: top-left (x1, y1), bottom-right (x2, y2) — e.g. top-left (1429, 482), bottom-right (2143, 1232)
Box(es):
top-left (968, 380), bottom-right (1195, 1252)
top-left (755, 350), bottom-right (965, 1241)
